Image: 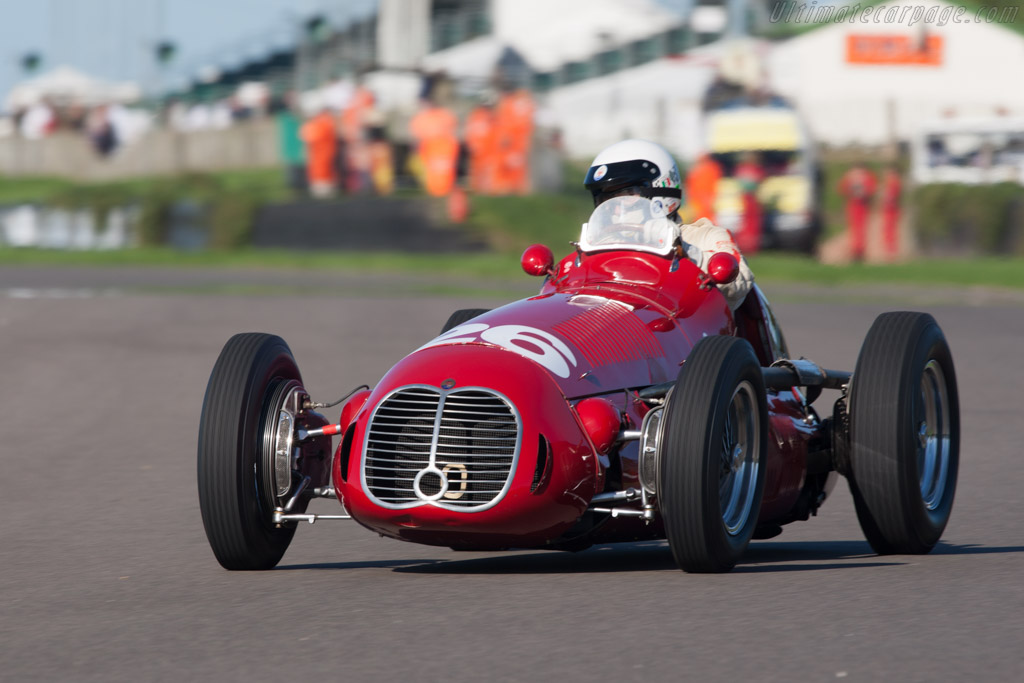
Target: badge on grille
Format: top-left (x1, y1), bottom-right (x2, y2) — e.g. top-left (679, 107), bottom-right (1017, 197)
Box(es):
top-left (441, 378), bottom-right (456, 389)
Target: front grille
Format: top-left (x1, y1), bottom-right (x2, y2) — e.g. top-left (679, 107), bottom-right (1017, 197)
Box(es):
top-left (362, 385), bottom-right (521, 511)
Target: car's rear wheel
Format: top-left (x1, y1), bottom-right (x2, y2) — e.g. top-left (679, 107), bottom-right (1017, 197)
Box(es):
top-left (197, 333), bottom-right (305, 570)
top-left (659, 336), bottom-right (768, 573)
top-left (440, 308), bottom-right (491, 334)
top-left (847, 312), bottom-right (959, 555)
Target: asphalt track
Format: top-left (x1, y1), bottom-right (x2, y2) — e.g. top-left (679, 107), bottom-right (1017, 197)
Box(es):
top-left (2, 265), bottom-right (1022, 682)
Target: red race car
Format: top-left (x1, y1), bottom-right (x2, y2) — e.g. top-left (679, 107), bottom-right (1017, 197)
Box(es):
top-left (198, 196), bottom-right (959, 573)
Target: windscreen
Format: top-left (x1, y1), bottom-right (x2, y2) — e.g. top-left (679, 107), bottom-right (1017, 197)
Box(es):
top-left (580, 196), bottom-right (680, 256)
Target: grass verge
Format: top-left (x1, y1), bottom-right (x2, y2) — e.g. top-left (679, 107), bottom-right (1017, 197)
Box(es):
top-left (2, 167), bottom-right (1022, 291)
top-left (2, 246), bottom-right (1023, 291)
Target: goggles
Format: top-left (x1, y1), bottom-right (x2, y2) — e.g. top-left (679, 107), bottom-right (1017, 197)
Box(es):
top-left (593, 185), bottom-right (683, 207)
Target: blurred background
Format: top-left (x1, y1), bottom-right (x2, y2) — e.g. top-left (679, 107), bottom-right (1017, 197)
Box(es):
top-left (2, 0), bottom-right (1023, 264)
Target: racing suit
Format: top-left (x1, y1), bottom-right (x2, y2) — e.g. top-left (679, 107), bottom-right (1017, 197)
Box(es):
top-left (679, 217), bottom-right (754, 311)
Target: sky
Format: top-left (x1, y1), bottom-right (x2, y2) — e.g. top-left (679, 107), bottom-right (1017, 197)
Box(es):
top-left (0, 0), bottom-right (379, 106)
top-left (0, 0), bottom-right (697, 108)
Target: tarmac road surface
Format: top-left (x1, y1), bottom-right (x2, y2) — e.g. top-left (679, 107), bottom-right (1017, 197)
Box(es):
top-left (1, 267), bottom-right (1022, 682)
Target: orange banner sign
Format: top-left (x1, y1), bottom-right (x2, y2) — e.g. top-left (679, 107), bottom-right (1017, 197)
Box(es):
top-left (846, 34), bottom-right (944, 65)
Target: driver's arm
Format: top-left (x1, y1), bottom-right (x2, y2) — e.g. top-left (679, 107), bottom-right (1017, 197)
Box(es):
top-left (680, 217), bottom-right (755, 311)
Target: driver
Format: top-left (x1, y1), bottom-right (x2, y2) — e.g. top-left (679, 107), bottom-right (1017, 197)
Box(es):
top-left (584, 139), bottom-right (754, 311)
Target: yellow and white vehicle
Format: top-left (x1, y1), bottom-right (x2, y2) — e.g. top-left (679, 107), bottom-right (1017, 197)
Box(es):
top-left (703, 106), bottom-right (821, 252)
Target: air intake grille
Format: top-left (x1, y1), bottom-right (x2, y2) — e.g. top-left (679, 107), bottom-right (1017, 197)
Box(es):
top-left (362, 386), bottom-right (521, 511)
top-left (552, 302), bottom-right (664, 366)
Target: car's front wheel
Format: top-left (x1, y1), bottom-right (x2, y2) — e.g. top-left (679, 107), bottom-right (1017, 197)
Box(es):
top-left (659, 336), bottom-right (768, 573)
top-left (197, 333), bottom-right (306, 570)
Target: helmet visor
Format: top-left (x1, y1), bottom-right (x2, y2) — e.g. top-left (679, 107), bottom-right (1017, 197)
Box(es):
top-left (585, 159), bottom-right (661, 197)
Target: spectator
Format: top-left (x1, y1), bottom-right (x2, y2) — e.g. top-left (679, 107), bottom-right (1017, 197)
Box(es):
top-left (321, 75), bottom-right (354, 114)
top-left (464, 98), bottom-right (497, 194)
top-left (229, 95), bottom-right (253, 122)
top-left (65, 104), bottom-right (88, 132)
top-left (734, 152), bottom-right (764, 253)
top-left (409, 94), bottom-right (459, 197)
top-left (838, 163), bottom-right (877, 261)
top-left (185, 102), bottom-right (212, 131)
top-left (107, 103), bottom-right (150, 147)
top-left (366, 109), bottom-right (394, 196)
top-left (530, 100), bottom-right (564, 193)
top-left (166, 99), bottom-right (189, 132)
top-left (300, 108), bottom-right (339, 198)
top-left (273, 93), bottom-right (307, 193)
top-left (86, 105), bottom-right (117, 157)
top-left (20, 100), bottom-right (54, 139)
top-left (339, 83), bottom-right (374, 193)
top-left (687, 153), bottom-right (723, 223)
top-left (881, 164), bottom-right (903, 259)
top-left (493, 86), bottom-right (534, 195)
top-left (210, 99), bottom-right (233, 129)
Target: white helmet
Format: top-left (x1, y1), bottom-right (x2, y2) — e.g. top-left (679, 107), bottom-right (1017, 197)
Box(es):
top-left (584, 139), bottom-right (684, 216)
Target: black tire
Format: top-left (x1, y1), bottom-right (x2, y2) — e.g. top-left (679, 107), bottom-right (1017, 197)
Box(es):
top-left (197, 333), bottom-right (304, 570)
top-left (440, 308), bottom-right (491, 334)
top-left (659, 336), bottom-right (768, 573)
top-left (848, 312), bottom-right (959, 555)
top-left (798, 220), bottom-right (820, 255)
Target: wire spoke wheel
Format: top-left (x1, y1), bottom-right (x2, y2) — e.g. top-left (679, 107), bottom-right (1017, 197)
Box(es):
top-left (720, 382), bottom-right (760, 536)
top-left (848, 312), bottom-right (960, 555)
top-left (197, 333), bottom-right (307, 570)
top-left (918, 360), bottom-right (951, 511)
top-left (658, 336), bottom-right (767, 573)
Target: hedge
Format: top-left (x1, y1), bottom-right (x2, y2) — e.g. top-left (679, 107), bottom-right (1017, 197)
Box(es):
top-left (913, 182), bottom-right (1024, 256)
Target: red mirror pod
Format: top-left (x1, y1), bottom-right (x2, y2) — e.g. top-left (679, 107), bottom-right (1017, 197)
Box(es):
top-left (707, 251), bottom-right (739, 285)
top-left (521, 244), bottom-right (555, 277)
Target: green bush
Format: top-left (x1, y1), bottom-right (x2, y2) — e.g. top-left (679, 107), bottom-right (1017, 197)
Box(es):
top-left (466, 192), bottom-right (593, 252)
top-left (208, 193), bottom-right (259, 248)
top-left (137, 191), bottom-right (172, 246)
top-left (912, 183), bottom-right (1024, 255)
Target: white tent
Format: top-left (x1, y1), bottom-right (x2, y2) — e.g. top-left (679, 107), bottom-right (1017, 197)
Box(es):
top-left (4, 66), bottom-right (141, 111)
top-left (766, 0), bottom-right (1024, 146)
top-left (421, 0), bottom-right (683, 79)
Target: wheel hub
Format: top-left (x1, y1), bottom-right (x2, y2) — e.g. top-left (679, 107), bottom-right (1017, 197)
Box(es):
top-left (720, 381), bottom-right (760, 536)
top-left (261, 379), bottom-right (305, 511)
top-left (730, 444), bottom-right (743, 472)
top-left (918, 360), bottom-right (951, 512)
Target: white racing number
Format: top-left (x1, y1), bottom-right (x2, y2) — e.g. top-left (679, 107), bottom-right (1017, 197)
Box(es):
top-left (419, 323), bottom-right (578, 378)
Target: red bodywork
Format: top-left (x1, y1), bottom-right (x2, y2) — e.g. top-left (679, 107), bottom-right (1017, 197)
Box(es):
top-left (332, 250), bottom-right (819, 549)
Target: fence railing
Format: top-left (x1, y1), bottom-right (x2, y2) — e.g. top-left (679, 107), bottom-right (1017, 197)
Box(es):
top-left (0, 119), bottom-right (282, 181)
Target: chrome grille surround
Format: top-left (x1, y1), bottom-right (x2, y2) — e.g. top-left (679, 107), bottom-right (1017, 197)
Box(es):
top-left (360, 384), bottom-right (522, 512)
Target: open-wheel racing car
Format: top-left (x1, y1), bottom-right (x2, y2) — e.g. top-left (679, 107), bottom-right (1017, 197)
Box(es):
top-left (198, 196), bottom-right (960, 573)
